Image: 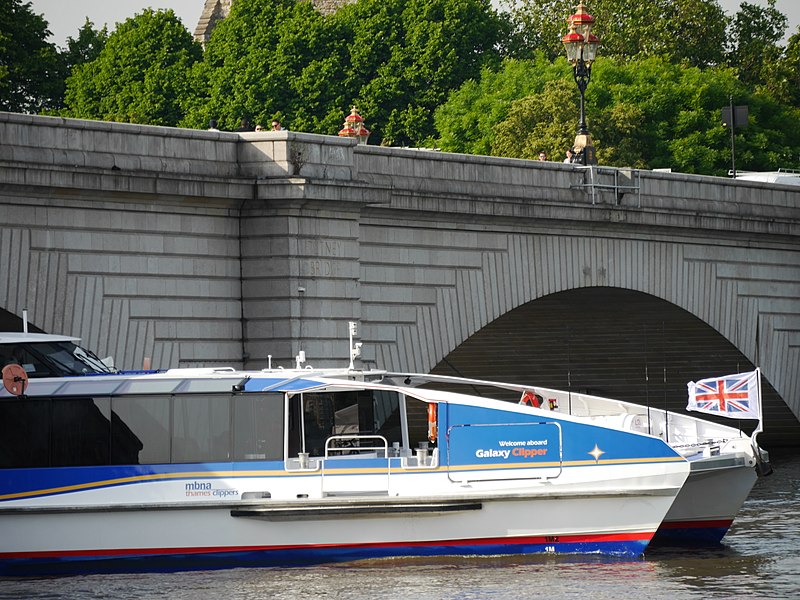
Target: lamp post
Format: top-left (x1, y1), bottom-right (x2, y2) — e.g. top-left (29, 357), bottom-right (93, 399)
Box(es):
top-left (562, 2), bottom-right (600, 165)
top-left (338, 106), bottom-right (371, 145)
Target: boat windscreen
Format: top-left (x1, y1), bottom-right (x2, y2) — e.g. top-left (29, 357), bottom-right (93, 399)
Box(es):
top-left (244, 377), bottom-right (327, 393)
top-left (6, 341), bottom-right (115, 378)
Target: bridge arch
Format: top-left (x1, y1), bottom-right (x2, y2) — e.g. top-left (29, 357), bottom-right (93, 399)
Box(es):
top-left (426, 287), bottom-right (796, 447)
top-left (367, 231), bottom-right (798, 447)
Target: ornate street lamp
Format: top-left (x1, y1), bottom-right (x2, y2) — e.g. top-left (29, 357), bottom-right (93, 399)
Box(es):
top-left (338, 106), bottom-right (371, 145)
top-left (562, 2), bottom-right (600, 165)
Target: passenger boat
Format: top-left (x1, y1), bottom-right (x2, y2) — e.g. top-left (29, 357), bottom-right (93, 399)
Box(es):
top-left (386, 371), bottom-right (770, 545)
top-left (0, 335), bottom-right (690, 576)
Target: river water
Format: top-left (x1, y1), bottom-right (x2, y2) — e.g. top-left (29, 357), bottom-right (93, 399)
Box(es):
top-left (3, 452), bottom-right (799, 600)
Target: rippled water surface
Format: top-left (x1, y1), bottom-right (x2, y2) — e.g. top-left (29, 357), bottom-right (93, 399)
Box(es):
top-left (3, 453), bottom-right (799, 600)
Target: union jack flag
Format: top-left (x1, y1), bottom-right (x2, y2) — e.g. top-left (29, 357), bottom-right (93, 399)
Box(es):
top-left (686, 370), bottom-right (760, 420)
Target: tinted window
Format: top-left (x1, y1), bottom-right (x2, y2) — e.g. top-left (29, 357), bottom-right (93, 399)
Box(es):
top-left (111, 396), bottom-right (168, 464)
top-left (232, 393), bottom-right (284, 461)
top-left (51, 398), bottom-right (111, 467)
top-left (172, 394), bottom-right (230, 463)
top-left (1, 392), bottom-right (286, 468)
top-left (0, 398), bottom-right (50, 468)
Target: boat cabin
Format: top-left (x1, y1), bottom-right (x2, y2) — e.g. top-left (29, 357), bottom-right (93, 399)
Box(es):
top-left (0, 374), bottom-right (435, 473)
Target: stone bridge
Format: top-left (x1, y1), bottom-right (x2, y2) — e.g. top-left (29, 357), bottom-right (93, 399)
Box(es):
top-left (1, 112), bottom-right (798, 446)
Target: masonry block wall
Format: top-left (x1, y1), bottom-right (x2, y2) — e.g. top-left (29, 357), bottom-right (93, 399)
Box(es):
top-left (1, 111), bottom-right (798, 436)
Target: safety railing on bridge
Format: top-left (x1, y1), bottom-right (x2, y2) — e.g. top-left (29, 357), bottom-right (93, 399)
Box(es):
top-left (571, 165), bottom-right (642, 207)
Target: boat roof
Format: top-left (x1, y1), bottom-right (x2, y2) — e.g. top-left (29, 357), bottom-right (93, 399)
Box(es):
top-left (734, 170), bottom-right (800, 186)
top-left (0, 367), bottom-right (505, 408)
top-left (0, 332), bottom-right (81, 344)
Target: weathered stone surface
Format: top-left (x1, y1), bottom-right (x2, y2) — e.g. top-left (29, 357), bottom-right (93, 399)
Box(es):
top-left (1, 111), bottom-right (799, 440)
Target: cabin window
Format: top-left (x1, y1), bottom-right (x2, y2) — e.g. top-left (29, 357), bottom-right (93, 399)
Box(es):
top-left (51, 397), bottom-right (111, 467)
top-left (0, 398), bottom-right (51, 468)
top-left (110, 395), bottom-right (169, 464)
top-left (0, 392), bottom-right (286, 469)
top-left (172, 394), bottom-right (230, 463)
top-left (232, 394), bottom-right (284, 461)
top-left (2, 344), bottom-right (57, 377)
top-left (299, 389), bottom-right (402, 456)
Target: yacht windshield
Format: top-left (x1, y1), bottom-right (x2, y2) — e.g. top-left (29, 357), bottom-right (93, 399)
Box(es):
top-left (2, 341), bottom-right (116, 378)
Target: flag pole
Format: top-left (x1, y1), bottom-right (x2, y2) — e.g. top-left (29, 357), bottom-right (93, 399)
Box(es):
top-left (752, 310), bottom-right (773, 475)
top-left (752, 367), bottom-right (764, 446)
top-left (751, 367), bottom-right (772, 475)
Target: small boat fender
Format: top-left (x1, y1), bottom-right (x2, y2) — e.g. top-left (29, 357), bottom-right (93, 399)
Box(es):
top-left (427, 402), bottom-right (438, 442)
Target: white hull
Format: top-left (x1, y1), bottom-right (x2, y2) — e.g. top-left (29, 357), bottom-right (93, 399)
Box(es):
top-left (655, 453), bottom-right (758, 544)
top-left (1, 487), bottom-right (679, 571)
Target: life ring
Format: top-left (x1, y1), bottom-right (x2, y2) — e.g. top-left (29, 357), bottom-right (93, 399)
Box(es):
top-left (427, 403), bottom-right (438, 443)
top-left (519, 390), bottom-right (543, 408)
top-left (2, 363), bottom-right (28, 396)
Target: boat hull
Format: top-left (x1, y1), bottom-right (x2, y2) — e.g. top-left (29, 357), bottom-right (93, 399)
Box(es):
top-left (1, 487), bottom-right (675, 576)
top-left (652, 456), bottom-right (758, 545)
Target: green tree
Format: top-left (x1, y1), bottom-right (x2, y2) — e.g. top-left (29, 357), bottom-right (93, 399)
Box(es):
top-left (727, 1), bottom-right (788, 93)
top-left (0, 0), bottom-right (63, 112)
top-left (335, 0), bottom-right (508, 145)
top-left (434, 55), bottom-right (567, 155)
top-left (437, 55), bottom-right (800, 174)
top-left (780, 30), bottom-right (800, 106)
top-left (61, 19), bottom-right (108, 73)
top-left (42, 19), bottom-right (109, 111)
top-left (502, 0), bottom-right (729, 67)
top-left (491, 78), bottom-right (577, 160)
top-left (184, 0), bottom-right (346, 132)
top-left (188, 0), bottom-right (506, 144)
top-left (63, 9), bottom-right (201, 125)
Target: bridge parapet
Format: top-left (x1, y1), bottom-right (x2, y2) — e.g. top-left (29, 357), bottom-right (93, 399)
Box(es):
top-left (0, 112), bottom-right (239, 179)
top-left (352, 145), bottom-right (799, 238)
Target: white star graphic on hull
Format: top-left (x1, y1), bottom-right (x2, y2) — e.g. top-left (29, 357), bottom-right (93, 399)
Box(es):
top-left (589, 444), bottom-right (605, 462)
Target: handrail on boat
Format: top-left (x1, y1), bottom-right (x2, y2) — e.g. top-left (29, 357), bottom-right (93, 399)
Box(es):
top-left (325, 435), bottom-right (389, 458)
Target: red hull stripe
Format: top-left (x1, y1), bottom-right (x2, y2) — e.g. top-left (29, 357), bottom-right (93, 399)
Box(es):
top-left (659, 519), bottom-right (733, 530)
top-left (1, 531), bottom-right (654, 559)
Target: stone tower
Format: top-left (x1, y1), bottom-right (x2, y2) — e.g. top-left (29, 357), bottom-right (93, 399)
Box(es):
top-left (193, 0), bottom-right (234, 45)
top-left (193, 0), bottom-right (356, 45)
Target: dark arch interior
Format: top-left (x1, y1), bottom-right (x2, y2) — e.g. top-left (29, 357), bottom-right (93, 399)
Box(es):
top-left (431, 287), bottom-right (798, 449)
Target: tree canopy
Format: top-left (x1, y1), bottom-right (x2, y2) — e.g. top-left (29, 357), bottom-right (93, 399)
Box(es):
top-left (185, 0), bottom-right (507, 145)
top-left (183, 0), bottom-right (347, 132)
top-left (62, 9), bottom-right (201, 125)
top-left (500, 0), bottom-right (729, 68)
top-left (0, 0), bottom-right (62, 112)
top-left (435, 54), bottom-right (800, 174)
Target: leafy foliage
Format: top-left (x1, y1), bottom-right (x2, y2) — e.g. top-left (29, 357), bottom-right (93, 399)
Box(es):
top-left (502, 0), bottom-right (729, 68)
top-left (0, 0), bottom-right (63, 112)
top-left (63, 9), bottom-right (201, 125)
top-left (183, 0), bottom-right (346, 132)
top-left (187, 0), bottom-right (507, 145)
top-left (61, 19), bottom-right (108, 74)
top-left (334, 0), bottom-right (508, 145)
top-left (437, 55), bottom-right (800, 174)
top-left (491, 78), bottom-right (577, 160)
top-left (726, 0), bottom-right (788, 98)
top-left (434, 55), bottom-right (569, 155)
